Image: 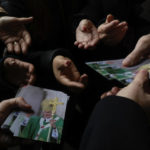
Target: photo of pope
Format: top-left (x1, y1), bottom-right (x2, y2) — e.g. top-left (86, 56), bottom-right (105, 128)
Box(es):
top-left (19, 98), bottom-right (64, 143)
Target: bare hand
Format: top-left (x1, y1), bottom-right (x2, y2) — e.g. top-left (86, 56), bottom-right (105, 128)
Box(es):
top-left (53, 55), bottom-right (88, 93)
top-left (98, 14), bottom-right (128, 46)
top-left (117, 69), bottom-right (150, 116)
top-left (122, 34), bottom-right (150, 67)
top-left (0, 16), bottom-right (33, 54)
top-left (0, 97), bottom-right (32, 148)
top-left (100, 86), bottom-right (121, 99)
top-left (0, 97), bottom-right (31, 125)
top-left (74, 19), bottom-right (99, 50)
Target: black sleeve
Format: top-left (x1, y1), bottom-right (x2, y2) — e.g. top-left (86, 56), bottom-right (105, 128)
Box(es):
top-left (79, 96), bottom-right (150, 150)
top-left (0, 0), bottom-right (28, 17)
top-left (7, 48), bottom-right (73, 89)
top-left (73, 0), bottom-right (104, 31)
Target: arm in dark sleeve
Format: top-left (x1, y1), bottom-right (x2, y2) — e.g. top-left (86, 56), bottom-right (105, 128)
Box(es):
top-left (80, 95), bottom-right (150, 150)
top-left (73, 0), bottom-right (104, 32)
top-left (23, 48), bottom-right (72, 88)
top-left (0, 0), bottom-right (28, 17)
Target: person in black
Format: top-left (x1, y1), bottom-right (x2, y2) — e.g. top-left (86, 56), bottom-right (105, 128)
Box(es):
top-left (79, 69), bottom-right (150, 150)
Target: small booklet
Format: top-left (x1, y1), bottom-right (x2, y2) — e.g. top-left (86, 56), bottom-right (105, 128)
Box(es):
top-left (86, 58), bottom-right (150, 85)
top-left (1, 85), bottom-right (70, 144)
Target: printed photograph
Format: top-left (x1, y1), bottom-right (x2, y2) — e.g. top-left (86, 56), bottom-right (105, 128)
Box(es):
top-left (1, 85), bottom-right (69, 144)
top-left (86, 58), bottom-right (150, 85)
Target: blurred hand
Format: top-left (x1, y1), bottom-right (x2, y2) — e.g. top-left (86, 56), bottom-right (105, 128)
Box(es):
top-left (53, 55), bottom-right (88, 93)
top-left (0, 97), bottom-right (32, 148)
top-left (98, 14), bottom-right (128, 46)
top-left (0, 16), bottom-right (33, 54)
top-left (74, 19), bottom-right (99, 50)
top-left (0, 97), bottom-right (31, 124)
top-left (122, 34), bottom-right (150, 67)
top-left (117, 69), bottom-right (150, 116)
top-left (100, 86), bottom-right (121, 99)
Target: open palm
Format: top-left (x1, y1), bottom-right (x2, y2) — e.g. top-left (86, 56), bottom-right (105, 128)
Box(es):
top-left (53, 56), bottom-right (88, 93)
top-left (0, 16), bottom-right (33, 54)
top-left (75, 19), bottom-right (99, 50)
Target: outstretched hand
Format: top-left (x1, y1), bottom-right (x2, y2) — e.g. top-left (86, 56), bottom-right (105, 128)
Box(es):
top-left (0, 97), bottom-right (31, 125)
top-left (74, 19), bottom-right (99, 50)
top-left (100, 86), bottom-right (121, 99)
top-left (117, 69), bottom-right (150, 114)
top-left (122, 34), bottom-right (150, 67)
top-left (0, 16), bottom-right (33, 54)
top-left (53, 55), bottom-right (88, 93)
top-left (98, 14), bottom-right (128, 46)
top-left (75, 15), bottom-right (128, 50)
top-left (0, 97), bottom-right (32, 148)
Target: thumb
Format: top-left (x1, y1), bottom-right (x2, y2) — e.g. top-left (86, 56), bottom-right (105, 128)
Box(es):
top-left (79, 74), bottom-right (88, 87)
top-left (106, 14), bottom-right (114, 23)
top-left (16, 16), bottom-right (33, 24)
top-left (132, 69), bottom-right (149, 86)
top-left (57, 59), bottom-right (71, 71)
top-left (122, 49), bottom-right (143, 67)
top-left (15, 97), bottom-right (32, 110)
top-left (122, 36), bottom-right (150, 67)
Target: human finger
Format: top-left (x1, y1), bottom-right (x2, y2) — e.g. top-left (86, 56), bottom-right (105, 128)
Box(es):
top-left (79, 74), bottom-right (88, 87)
top-left (14, 97), bottom-right (32, 110)
top-left (111, 86), bottom-right (121, 95)
top-left (132, 69), bottom-right (149, 86)
top-left (4, 37), bottom-right (20, 44)
top-left (100, 92), bottom-right (107, 99)
top-left (122, 50), bottom-right (143, 67)
top-left (19, 38), bottom-right (28, 54)
top-left (89, 37), bottom-right (99, 47)
top-left (7, 43), bottom-right (14, 53)
top-left (23, 30), bottom-right (32, 46)
top-left (17, 16), bottom-right (33, 24)
top-left (74, 41), bottom-right (80, 46)
top-left (14, 41), bottom-right (21, 54)
top-left (116, 21), bottom-right (128, 28)
top-left (106, 14), bottom-right (114, 23)
top-left (102, 20), bottom-right (120, 32)
top-left (78, 43), bottom-right (85, 49)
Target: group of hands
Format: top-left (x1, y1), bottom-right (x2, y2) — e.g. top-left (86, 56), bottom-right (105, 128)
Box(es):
top-left (0, 16), bottom-right (88, 93)
top-left (1, 14), bottom-right (150, 147)
top-left (1, 15), bottom-right (150, 93)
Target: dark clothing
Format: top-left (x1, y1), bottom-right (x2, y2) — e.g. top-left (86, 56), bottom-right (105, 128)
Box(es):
top-left (79, 95), bottom-right (150, 150)
top-left (0, 0), bottom-right (73, 50)
top-left (0, 0), bottom-right (76, 90)
top-left (73, 0), bottom-right (150, 61)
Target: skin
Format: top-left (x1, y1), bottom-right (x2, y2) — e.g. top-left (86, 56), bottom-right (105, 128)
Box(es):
top-left (3, 57), bottom-right (36, 87)
top-left (101, 69), bottom-right (150, 120)
top-left (52, 55), bottom-right (88, 93)
top-left (0, 97), bottom-right (32, 148)
top-left (75, 19), bottom-right (99, 50)
top-left (100, 86), bottom-right (121, 99)
top-left (0, 16), bottom-right (33, 54)
top-left (122, 34), bottom-right (150, 67)
top-left (75, 14), bottom-right (128, 50)
top-left (98, 14), bottom-right (128, 46)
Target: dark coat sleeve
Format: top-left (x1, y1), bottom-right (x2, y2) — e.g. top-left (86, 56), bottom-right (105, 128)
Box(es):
top-left (0, 0), bottom-right (28, 17)
top-left (79, 95), bottom-right (150, 150)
